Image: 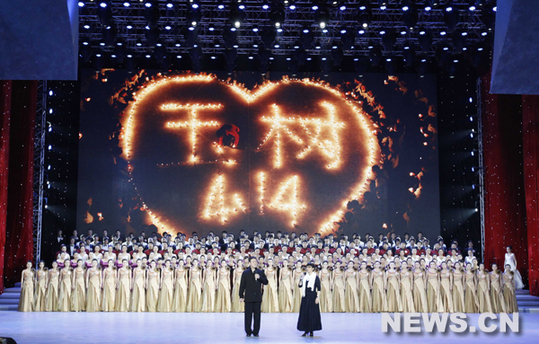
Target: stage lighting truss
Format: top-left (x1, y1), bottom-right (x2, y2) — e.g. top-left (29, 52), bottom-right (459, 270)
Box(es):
top-left (79, 0), bottom-right (490, 60)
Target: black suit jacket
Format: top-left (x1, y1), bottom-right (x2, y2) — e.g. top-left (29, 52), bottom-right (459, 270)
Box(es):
top-left (239, 268), bottom-right (268, 303)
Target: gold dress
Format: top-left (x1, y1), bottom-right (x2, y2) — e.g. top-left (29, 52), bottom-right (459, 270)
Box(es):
top-left (490, 272), bottom-right (506, 313)
top-left (332, 268), bottom-right (346, 312)
top-left (260, 267), bottom-right (279, 313)
top-left (386, 270), bottom-right (402, 312)
top-left (413, 270), bottom-right (428, 313)
top-left (344, 270), bottom-right (360, 312)
top-left (215, 268), bottom-right (231, 312)
top-left (34, 269), bottom-right (47, 311)
top-left (86, 268), bottom-right (102, 312)
top-left (293, 269), bottom-right (304, 312)
top-left (426, 271), bottom-right (443, 313)
top-left (358, 270), bottom-right (372, 313)
top-left (464, 272), bottom-right (479, 312)
top-left (18, 270), bottom-right (34, 312)
top-left (440, 271), bottom-right (454, 312)
top-left (71, 267), bottom-right (86, 312)
top-left (115, 267), bottom-right (131, 312)
top-left (146, 269), bottom-right (160, 312)
top-left (157, 268), bottom-right (174, 312)
top-left (231, 268), bottom-right (244, 312)
top-left (186, 268), bottom-right (202, 312)
top-left (57, 268), bottom-right (71, 312)
top-left (201, 268), bottom-right (217, 312)
top-left (172, 268), bottom-right (188, 312)
top-left (371, 269), bottom-right (387, 313)
top-left (452, 270), bottom-right (466, 313)
top-left (45, 269), bottom-right (59, 312)
top-left (262, 267), bottom-right (279, 313)
top-left (319, 269), bottom-right (333, 313)
top-left (130, 267), bottom-right (146, 312)
top-left (102, 268), bottom-right (116, 312)
top-left (503, 273), bottom-right (518, 312)
top-left (400, 270), bottom-right (414, 313)
top-left (477, 270), bottom-right (493, 313)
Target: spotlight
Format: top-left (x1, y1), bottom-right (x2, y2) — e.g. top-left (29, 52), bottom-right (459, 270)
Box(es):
top-left (445, 6), bottom-right (453, 12)
top-left (78, 1), bottom-right (85, 7)
top-left (218, 3), bottom-right (225, 10)
top-left (312, 5), bottom-right (319, 11)
top-left (144, 2), bottom-right (152, 8)
top-left (289, 4), bottom-right (296, 10)
top-left (83, 24), bottom-right (90, 29)
top-left (48, 145), bottom-right (52, 150)
top-left (339, 5), bottom-right (346, 11)
top-left (166, 2), bottom-right (173, 8)
top-left (262, 3), bottom-right (269, 10)
top-left (469, 5), bottom-right (476, 11)
top-left (402, 5), bottom-right (409, 11)
top-left (49, 90), bottom-right (53, 96)
top-left (234, 21), bottom-right (241, 28)
top-left (425, 6), bottom-right (432, 11)
top-left (252, 26), bottom-right (259, 33)
top-left (123, 2), bottom-right (130, 7)
top-left (99, 2), bottom-right (107, 8)
top-left (303, 28), bottom-right (309, 34)
top-left (319, 21), bottom-right (326, 29)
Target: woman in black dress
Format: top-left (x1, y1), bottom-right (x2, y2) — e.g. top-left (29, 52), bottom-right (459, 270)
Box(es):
top-left (297, 263), bottom-right (322, 337)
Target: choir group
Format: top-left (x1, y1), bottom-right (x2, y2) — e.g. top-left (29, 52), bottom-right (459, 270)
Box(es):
top-left (18, 230), bottom-right (521, 313)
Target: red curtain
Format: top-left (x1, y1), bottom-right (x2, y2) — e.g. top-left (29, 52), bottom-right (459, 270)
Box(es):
top-left (0, 80), bottom-right (36, 294)
top-left (0, 81), bottom-right (12, 294)
top-left (522, 95), bottom-right (539, 296)
top-left (481, 76), bottom-right (529, 283)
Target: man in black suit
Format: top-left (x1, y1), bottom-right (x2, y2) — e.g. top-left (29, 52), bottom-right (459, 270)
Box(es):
top-left (239, 256), bottom-right (268, 337)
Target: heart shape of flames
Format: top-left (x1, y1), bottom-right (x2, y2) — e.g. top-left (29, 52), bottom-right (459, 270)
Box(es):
top-left (120, 74), bottom-right (380, 236)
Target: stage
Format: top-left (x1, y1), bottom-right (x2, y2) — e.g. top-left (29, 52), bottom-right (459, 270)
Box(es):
top-left (0, 311), bottom-right (537, 344)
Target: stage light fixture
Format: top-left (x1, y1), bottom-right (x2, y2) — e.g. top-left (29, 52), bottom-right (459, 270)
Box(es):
top-left (262, 2), bottom-right (269, 10)
top-left (126, 23), bottom-right (133, 29)
top-left (446, 6), bottom-right (453, 12)
top-left (165, 23), bottom-right (172, 30)
top-left (83, 24), bottom-right (90, 29)
top-left (289, 4), bottom-right (296, 10)
top-left (469, 5), bottom-right (476, 11)
top-left (99, 2), bottom-right (107, 8)
top-left (48, 145), bottom-right (52, 150)
top-left (78, 1), bottom-right (85, 7)
top-left (312, 5), bottom-right (319, 11)
top-left (166, 2), bottom-right (173, 9)
top-left (252, 26), bottom-right (259, 33)
top-left (144, 2), bottom-right (152, 8)
top-left (339, 5), bottom-right (346, 11)
top-left (123, 2), bottom-right (130, 7)
top-left (424, 6), bottom-right (432, 11)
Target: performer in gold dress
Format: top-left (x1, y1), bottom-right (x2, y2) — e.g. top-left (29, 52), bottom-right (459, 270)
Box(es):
top-left (262, 259), bottom-right (279, 313)
top-left (130, 259), bottom-right (146, 312)
top-left (489, 264), bottom-right (506, 313)
top-left (86, 259), bottom-right (102, 312)
top-left (332, 261), bottom-right (346, 312)
top-left (452, 262), bottom-right (466, 313)
top-left (399, 261), bottom-right (414, 313)
top-left (344, 261), bottom-right (360, 312)
top-left (186, 259), bottom-right (202, 312)
top-left (503, 264), bottom-right (518, 312)
top-left (115, 259), bottom-right (131, 312)
top-left (278, 259), bottom-right (294, 313)
top-left (293, 261), bottom-right (305, 312)
top-left (71, 260), bottom-right (86, 312)
top-left (18, 261), bottom-right (34, 312)
top-left (172, 259), bottom-right (188, 312)
top-left (215, 260), bottom-right (232, 312)
top-left (426, 261), bottom-right (443, 313)
top-left (477, 263), bottom-right (493, 313)
top-left (57, 259), bottom-right (72, 312)
top-left (439, 262), bottom-right (454, 313)
top-left (45, 261), bottom-right (59, 312)
top-left (146, 260), bottom-right (160, 312)
top-left (231, 260), bottom-right (246, 313)
top-left (201, 261), bottom-right (217, 312)
top-left (464, 263), bottom-right (479, 312)
top-left (102, 259), bottom-right (117, 312)
top-left (34, 261), bottom-right (47, 311)
top-left (358, 261), bottom-right (372, 313)
top-left (413, 261), bottom-right (428, 313)
top-left (157, 260), bottom-right (174, 312)
top-left (371, 261), bottom-right (387, 313)
top-left (386, 261), bottom-right (402, 312)
top-left (318, 261), bottom-right (333, 313)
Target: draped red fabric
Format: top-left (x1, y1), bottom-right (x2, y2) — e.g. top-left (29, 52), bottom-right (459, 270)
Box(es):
top-left (0, 81), bottom-right (12, 294)
top-left (522, 95), bottom-right (539, 296)
top-left (481, 76), bottom-right (529, 282)
top-left (1, 81), bottom-right (36, 292)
